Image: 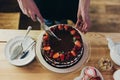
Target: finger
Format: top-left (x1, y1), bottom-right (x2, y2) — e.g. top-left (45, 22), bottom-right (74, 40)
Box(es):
top-left (75, 20), bottom-right (79, 28)
top-left (75, 20), bottom-right (83, 31)
top-left (30, 13), bottom-right (36, 21)
top-left (82, 23), bottom-right (88, 34)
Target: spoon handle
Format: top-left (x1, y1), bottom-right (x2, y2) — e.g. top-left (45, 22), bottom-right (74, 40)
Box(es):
top-left (22, 26), bottom-right (32, 45)
top-left (19, 41), bottom-right (36, 59)
top-left (24, 26), bottom-right (32, 39)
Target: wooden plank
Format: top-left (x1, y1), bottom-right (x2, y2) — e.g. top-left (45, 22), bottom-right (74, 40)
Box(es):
top-left (1, 31), bottom-right (120, 80)
top-left (0, 13), bottom-right (20, 29)
top-left (0, 29), bottom-right (41, 42)
top-left (90, 4), bottom-right (106, 14)
top-left (89, 14), bottom-right (120, 32)
top-left (106, 5), bottom-right (120, 14)
top-left (91, 0), bottom-right (120, 5)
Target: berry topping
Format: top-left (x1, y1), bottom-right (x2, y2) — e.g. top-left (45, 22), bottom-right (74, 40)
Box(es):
top-left (50, 50), bottom-right (54, 58)
top-left (70, 30), bottom-right (76, 35)
top-left (58, 24), bottom-right (64, 30)
top-left (53, 52), bottom-right (60, 59)
top-left (75, 40), bottom-right (81, 47)
top-left (71, 50), bottom-right (76, 56)
top-left (64, 25), bottom-right (69, 30)
top-left (74, 35), bottom-right (80, 39)
top-left (43, 46), bottom-right (51, 51)
top-left (60, 54), bottom-right (65, 61)
top-left (43, 35), bottom-right (49, 41)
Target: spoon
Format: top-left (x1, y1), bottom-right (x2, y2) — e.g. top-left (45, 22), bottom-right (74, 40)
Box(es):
top-left (36, 17), bottom-right (61, 41)
top-left (10, 26), bottom-right (32, 60)
top-left (20, 41), bottom-right (35, 59)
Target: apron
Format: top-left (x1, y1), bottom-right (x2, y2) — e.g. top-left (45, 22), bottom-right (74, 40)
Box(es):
top-left (34, 0), bottom-right (79, 22)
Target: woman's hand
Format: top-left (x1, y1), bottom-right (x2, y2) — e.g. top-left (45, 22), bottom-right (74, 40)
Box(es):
top-left (76, 12), bottom-right (91, 33)
top-left (76, 0), bottom-right (91, 33)
top-left (17, 0), bottom-right (44, 22)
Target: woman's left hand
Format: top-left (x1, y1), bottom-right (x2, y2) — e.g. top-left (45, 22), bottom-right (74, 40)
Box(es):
top-left (75, 13), bottom-right (91, 34)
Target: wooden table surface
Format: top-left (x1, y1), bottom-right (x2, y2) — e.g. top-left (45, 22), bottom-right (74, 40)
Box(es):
top-left (0, 29), bottom-right (120, 80)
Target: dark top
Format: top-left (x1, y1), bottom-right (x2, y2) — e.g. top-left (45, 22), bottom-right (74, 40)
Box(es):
top-left (34, 0), bottom-right (79, 22)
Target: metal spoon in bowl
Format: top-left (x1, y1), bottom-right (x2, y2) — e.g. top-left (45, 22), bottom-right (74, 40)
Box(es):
top-left (10, 26), bottom-right (32, 60)
top-left (36, 17), bottom-right (61, 41)
top-left (20, 41), bottom-right (35, 59)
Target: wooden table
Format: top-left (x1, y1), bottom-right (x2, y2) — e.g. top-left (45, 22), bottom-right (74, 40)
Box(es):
top-left (0, 29), bottom-right (120, 80)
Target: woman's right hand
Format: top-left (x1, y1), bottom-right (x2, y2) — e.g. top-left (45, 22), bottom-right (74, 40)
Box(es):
top-left (17, 0), bottom-right (44, 22)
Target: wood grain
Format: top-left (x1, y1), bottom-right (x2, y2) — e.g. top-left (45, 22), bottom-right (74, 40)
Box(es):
top-left (0, 13), bottom-right (20, 29)
top-left (90, 0), bottom-right (120, 32)
top-left (0, 30), bottom-right (120, 80)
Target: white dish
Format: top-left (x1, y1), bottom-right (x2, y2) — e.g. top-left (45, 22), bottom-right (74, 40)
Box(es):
top-left (113, 69), bottom-right (120, 80)
top-left (4, 36), bottom-right (35, 66)
top-left (107, 38), bottom-right (120, 66)
top-left (36, 25), bottom-right (90, 73)
top-left (74, 66), bottom-right (104, 80)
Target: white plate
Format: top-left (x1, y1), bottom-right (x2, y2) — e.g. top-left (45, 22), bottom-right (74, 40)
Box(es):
top-left (4, 36), bottom-right (35, 66)
top-left (36, 25), bottom-right (90, 73)
top-left (74, 66), bottom-right (104, 80)
top-left (113, 69), bottom-right (120, 80)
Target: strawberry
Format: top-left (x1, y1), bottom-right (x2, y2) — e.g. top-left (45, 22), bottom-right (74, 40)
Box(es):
top-left (71, 50), bottom-right (76, 56)
top-left (74, 35), bottom-right (80, 39)
top-left (75, 40), bottom-right (81, 47)
top-left (64, 25), bottom-right (69, 30)
top-left (73, 45), bottom-right (80, 51)
top-left (60, 54), bottom-right (65, 61)
top-left (50, 50), bottom-right (54, 58)
top-left (53, 52), bottom-right (60, 59)
top-left (50, 27), bottom-right (55, 32)
top-left (70, 30), bottom-right (76, 35)
top-left (43, 35), bottom-right (49, 41)
top-left (58, 24), bottom-right (64, 30)
top-left (66, 52), bottom-right (70, 60)
top-left (43, 46), bottom-right (51, 51)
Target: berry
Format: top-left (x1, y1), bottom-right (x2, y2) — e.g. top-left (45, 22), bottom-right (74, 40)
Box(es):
top-left (50, 50), bottom-right (54, 57)
top-left (66, 52), bottom-right (70, 60)
top-left (60, 54), bottom-right (65, 61)
top-left (43, 35), bottom-right (49, 41)
top-left (73, 45), bottom-right (81, 51)
top-left (43, 46), bottom-right (51, 51)
top-left (50, 27), bottom-right (56, 32)
top-left (75, 40), bottom-right (81, 47)
top-left (53, 52), bottom-right (60, 59)
top-left (71, 50), bottom-right (76, 56)
top-left (70, 30), bottom-right (76, 35)
top-left (64, 25), bottom-right (69, 30)
top-left (58, 24), bottom-right (64, 30)
top-left (74, 35), bottom-right (80, 39)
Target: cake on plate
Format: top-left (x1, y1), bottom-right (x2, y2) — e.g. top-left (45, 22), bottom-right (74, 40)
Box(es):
top-left (41, 24), bottom-right (84, 68)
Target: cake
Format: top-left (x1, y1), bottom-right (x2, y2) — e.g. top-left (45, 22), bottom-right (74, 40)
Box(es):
top-left (41, 24), bottom-right (84, 68)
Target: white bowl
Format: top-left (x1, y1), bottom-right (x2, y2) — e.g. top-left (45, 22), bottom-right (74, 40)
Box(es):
top-left (113, 69), bottom-right (120, 80)
top-left (110, 43), bottom-right (120, 66)
top-left (74, 66), bottom-right (104, 80)
top-left (4, 36), bottom-right (35, 66)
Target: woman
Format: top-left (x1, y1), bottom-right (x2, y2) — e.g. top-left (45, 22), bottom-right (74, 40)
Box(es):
top-left (17, 0), bottom-right (91, 33)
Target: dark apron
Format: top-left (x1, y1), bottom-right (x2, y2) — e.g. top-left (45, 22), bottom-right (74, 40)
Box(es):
top-left (34, 0), bottom-right (79, 23)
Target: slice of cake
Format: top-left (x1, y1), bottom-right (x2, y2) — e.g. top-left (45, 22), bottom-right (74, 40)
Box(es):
top-left (41, 24), bottom-right (84, 68)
